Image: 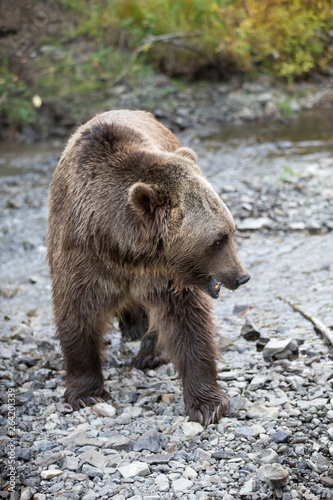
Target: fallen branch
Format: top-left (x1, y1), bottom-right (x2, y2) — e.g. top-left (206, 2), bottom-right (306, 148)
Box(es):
top-left (111, 31), bottom-right (217, 86)
top-left (277, 295), bottom-right (333, 346)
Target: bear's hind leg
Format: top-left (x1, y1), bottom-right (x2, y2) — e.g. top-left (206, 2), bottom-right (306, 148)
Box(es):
top-left (132, 331), bottom-right (169, 370)
top-left (118, 307), bottom-right (148, 340)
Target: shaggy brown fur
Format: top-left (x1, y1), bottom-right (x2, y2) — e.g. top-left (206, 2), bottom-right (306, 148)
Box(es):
top-left (47, 110), bottom-right (250, 425)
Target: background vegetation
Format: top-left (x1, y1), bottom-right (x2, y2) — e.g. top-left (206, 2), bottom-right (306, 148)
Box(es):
top-left (65, 0), bottom-right (333, 80)
top-left (1, 0), bottom-right (333, 135)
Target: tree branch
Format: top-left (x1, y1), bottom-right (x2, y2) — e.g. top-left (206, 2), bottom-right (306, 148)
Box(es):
top-left (277, 295), bottom-right (333, 346)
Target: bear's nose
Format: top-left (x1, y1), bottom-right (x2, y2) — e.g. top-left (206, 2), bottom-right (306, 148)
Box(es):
top-left (236, 273), bottom-right (251, 287)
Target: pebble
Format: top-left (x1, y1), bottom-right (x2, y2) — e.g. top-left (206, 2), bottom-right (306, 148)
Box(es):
top-left (257, 464), bottom-right (289, 488)
top-left (172, 477), bottom-right (193, 492)
top-left (182, 421), bottom-right (204, 436)
top-left (271, 430), bottom-right (290, 443)
top-left (40, 469), bottom-right (64, 480)
top-left (237, 217), bottom-right (274, 231)
top-left (155, 474), bottom-right (170, 492)
top-left (247, 401), bottom-right (280, 419)
top-left (19, 487), bottom-right (37, 500)
top-left (78, 449), bottom-right (110, 468)
top-left (132, 429), bottom-right (161, 452)
top-left (263, 338), bottom-right (298, 362)
top-left (239, 478), bottom-right (256, 495)
top-left (254, 448), bottom-right (279, 464)
top-left (118, 461), bottom-right (151, 479)
top-left (104, 435), bottom-right (133, 451)
top-left (92, 402), bottom-right (117, 418)
top-left (81, 463), bottom-right (104, 479)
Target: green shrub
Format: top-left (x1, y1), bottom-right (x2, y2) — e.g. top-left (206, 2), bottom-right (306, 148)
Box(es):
top-left (64, 0), bottom-right (333, 80)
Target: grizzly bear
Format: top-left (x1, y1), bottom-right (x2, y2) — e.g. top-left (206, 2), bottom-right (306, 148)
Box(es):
top-left (47, 110), bottom-right (250, 425)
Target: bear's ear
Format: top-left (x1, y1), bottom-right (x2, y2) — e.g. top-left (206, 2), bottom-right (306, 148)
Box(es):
top-left (128, 182), bottom-right (166, 233)
top-left (175, 147), bottom-right (197, 164)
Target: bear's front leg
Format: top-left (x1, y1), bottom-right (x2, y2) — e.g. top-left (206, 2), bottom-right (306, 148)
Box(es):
top-left (156, 288), bottom-right (229, 426)
top-left (52, 275), bottom-right (112, 410)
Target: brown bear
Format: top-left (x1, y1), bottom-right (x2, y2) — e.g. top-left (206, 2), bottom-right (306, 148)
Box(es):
top-left (46, 110), bottom-right (250, 425)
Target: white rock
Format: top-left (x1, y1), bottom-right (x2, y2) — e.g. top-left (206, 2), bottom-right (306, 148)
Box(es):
top-left (118, 461), bottom-right (150, 479)
top-left (237, 217), bottom-right (274, 231)
top-left (20, 487), bottom-right (37, 500)
top-left (92, 402), bottom-right (116, 418)
top-left (172, 477), bottom-right (193, 492)
top-left (184, 466), bottom-right (198, 479)
top-left (155, 474), bottom-right (170, 491)
top-left (182, 421), bottom-right (204, 437)
top-left (122, 406), bottom-right (143, 418)
top-left (327, 426), bottom-right (333, 440)
top-left (247, 401), bottom-right (280, 419)
top-left (297, 398), bottom-right (328, 411)
top-left (40, 469), bottom-right (63, 480)
top-left (254, 448), bottom-right (279, 464)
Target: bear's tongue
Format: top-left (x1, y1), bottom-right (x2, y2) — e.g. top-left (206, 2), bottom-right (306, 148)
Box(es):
top-left (207, 277), bottom-right (221, 299)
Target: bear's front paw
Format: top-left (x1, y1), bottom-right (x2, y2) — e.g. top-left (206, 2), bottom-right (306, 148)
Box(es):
top-left (65, 389), bottom-right (111, 411)
top-left (185, 391), bottom-right (230, 426)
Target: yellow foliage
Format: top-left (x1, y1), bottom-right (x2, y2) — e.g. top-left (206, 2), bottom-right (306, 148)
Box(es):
top-left (66, 0), bottom-right (333, 79)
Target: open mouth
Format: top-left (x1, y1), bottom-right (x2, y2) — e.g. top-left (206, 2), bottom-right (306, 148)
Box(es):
top-left (207, 277), bottom-right (222, 299)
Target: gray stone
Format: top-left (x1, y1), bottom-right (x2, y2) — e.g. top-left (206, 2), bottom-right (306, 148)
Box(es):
top-left (239, 478), bottom-right (256, 495)
top-left (81, 463), bottom-right (104, 479)
top-left (297, 398), bottom-right (328, 411)
top-left (132, 429), bottom-right (161, 453)
top-left (247, 374), bottom-right (267, 391)
top-left (247, 401), bottom-right (280, 420)
top-left (79, 449), bottom-right (110, 468)
top-left (263, 339), bottom-right (298, 362)
top-left (61, 455), bottom-right (79, 471)
top-left (194, 448), bottom-right (211, 461)
top-left (61, 430), bottom-right (103, 448)
top-left (98, 485), bottom-right (118, 497)
top-left (234, 424), bottom-right (265, 439)
top-left (257, 464), bottom-right (289, 488)
top-left (229, 395), bottom-right (251, 416)
top-left (306, 452), bottom-right (331, 472)
top-left (271, 430), bottom-right (290, 444)
top-left (241, 319), bottom-right (260, 341)
top-left (82, 492), bottom-right (98, 500)
top-left (143, 453), bottom-right (173, 464)
top-left (104, 435), bottom-right (133, 451)
top-left (254, 448), bottom-right (279, 464)
top-left (16, 447), bottom-right (31, 461)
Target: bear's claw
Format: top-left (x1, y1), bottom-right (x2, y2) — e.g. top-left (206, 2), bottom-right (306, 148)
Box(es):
top-left (185, 393), bottom-right (230, 426)
top-left (66, 390), bottom-right (112, 411)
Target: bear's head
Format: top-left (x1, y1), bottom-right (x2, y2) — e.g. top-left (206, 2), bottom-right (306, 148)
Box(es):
top-left (128, 149), bottom-right (250, 298)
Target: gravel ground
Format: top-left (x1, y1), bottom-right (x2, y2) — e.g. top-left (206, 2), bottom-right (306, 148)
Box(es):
top-left (1, 111), bottom-right (333, 500)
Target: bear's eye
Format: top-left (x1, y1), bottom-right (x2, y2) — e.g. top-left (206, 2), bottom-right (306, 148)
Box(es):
top-left (215, 235), bottom-right (228, 247)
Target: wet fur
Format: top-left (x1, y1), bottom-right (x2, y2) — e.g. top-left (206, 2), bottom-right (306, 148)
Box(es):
top-left (47, 110), bottom-right (248, 425)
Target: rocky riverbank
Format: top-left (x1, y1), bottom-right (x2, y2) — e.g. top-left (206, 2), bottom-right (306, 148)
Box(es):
top-left (0, 108), bottom-right (333, 499)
